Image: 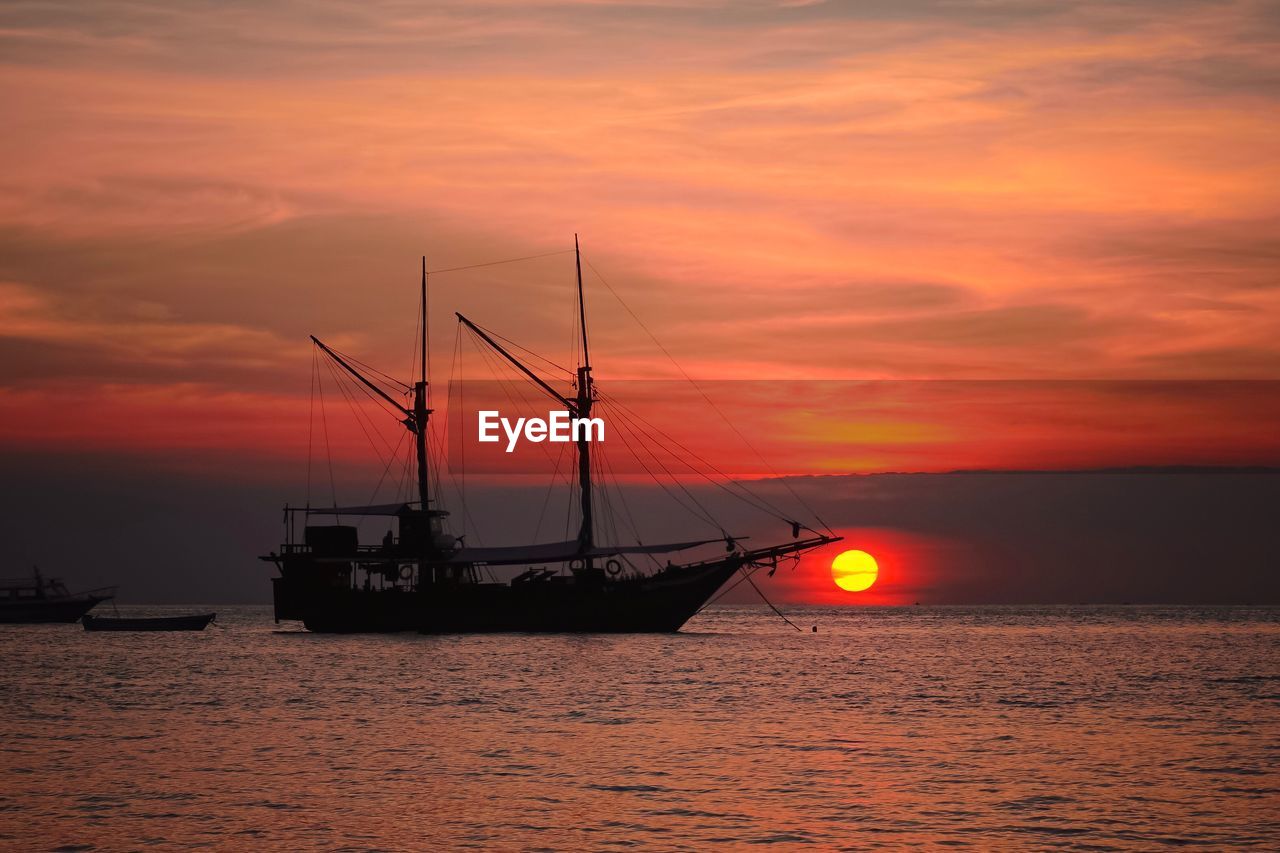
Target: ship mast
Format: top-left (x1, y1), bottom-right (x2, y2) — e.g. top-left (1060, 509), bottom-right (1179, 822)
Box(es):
top-left (574, 235), bottom-right (594, 556)
top-left (308, 259), bottom-right (432, 511)
top-left (413, 256), bottom-right (430, 510)
top-left (453, 236), bottom-right (596, 560)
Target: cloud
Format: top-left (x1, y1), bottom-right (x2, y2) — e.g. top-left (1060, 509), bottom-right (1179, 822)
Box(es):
top-left (0, 280), bottom-right (299, 386)
top-left (0, 0), bottom-right (1276, 613)
top-left (0, 0), bottom-right (1278, 470)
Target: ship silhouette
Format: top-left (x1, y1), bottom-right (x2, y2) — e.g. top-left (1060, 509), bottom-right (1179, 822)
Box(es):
top-left (0, 567), bottom-right (114, 624)
top-left (264, 239), bottom-right (839, 632)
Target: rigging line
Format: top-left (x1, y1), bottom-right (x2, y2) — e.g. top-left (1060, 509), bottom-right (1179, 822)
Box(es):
top-left (351, 382), bottom-right (409, 428)
top-left (692, 562), bottom-right (805, 633)
top-left (432, 426), bottom-right (485, 546)
top-left (564, 451), bottom-right (578, 542)
top-left (592, 450), bottom-right (619, 549)
top-left (596, 458), bottom-right (613, 547)
top-left (427, 431), bottom-right (448, 511)
top-left (326, 345), bottom-right (411, 392)
top-left (404, 448), bottom-right (414, 504)
top-left (595, 389), bottom-right (798, 525)
top-left (600, 397), bottom-right (729, 528)
top-left (421, 402), bottom-right (449, 510)
top-left (598, 447), bottom-right (631, 553)
top-left (572, 294), bottom-right (580, 379)
top-left (454, 322), bottom-right (468, 542)
top-left (458, 316), bottom-right (575, 409)
top-left (594, 387), bottom-right (797, 522)
top-left (602, 481), bottom-right (624, 555)
top-left (427, 409), bottom-right (450, 513)
top-left (461, 317), bottom-right (575, 379)
top-left (600, 399), bottom-right (724, 534)
top-left (472, 335), bottom-right (548, 429)
top-left (316, 351), bottom-right (340, 516)
top-left (603, 452), bottom-right (664, 570)
top-left (443, 320), bottom-right (462, 453)
top-left (465, 329), bottom-right (565, 468)
top-left (453, 489), bottom-right (488, 552)
top-left (427, 248), bottom-right (574, 275)
top-left (362, 428), bottom-right (411, 509)
top-left (344, 363), bottom-right (408, 423)
top-left (459, 321), bottom-right (573, 408)
top-left (742, 568), bottom-right (804, 632)
top-left (601, 399), bottom-right (701, 525)
top-left (595, 432), bottom-right (663, 569)
top-left (322, 364), bottom-right (399, 537)
top-left (323, 356), bottom-right (399, 465)
top-left (422, 275), bottom-right (436, 504)
top-left (696, 564), bottom-right (755, 611)
top-left (437, 324), bottom-right (486, 546)
top-left (307, 348), bottom-right (318, 507)
top-left (423, 404), bottom-right (447, 512)
top-left (320, 347), bottom-right (407, 423)
top-left (599, 457), bottom-right (627, 555)
top-left (424, 270), bottom-right (432, 389)
top-left (585, 257), bottom-right (833, 535)
top-left (324, 355), bottom-right (395, 460)
top-left (424, 335), bottom-right (445, 502)
top-left (531, 439), bottom-right (570, 544)
top-left (603, 399), bottom-right (723, 532)
top-left (395, 437), bottom-right (413, 506)
top-left (569, 262), bottom-right (581, 380)
top-left (408, 290), bottom-right (421, 392)
top-left (590, 450), bottom-right (607, 540)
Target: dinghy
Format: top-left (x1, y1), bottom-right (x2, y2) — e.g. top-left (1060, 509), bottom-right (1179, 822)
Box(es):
top-left (82, 613), bottom-right (216, 632)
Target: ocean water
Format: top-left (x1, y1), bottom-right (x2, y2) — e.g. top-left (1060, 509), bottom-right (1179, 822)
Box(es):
top-left (1, 605), bottom-right (1277, 850)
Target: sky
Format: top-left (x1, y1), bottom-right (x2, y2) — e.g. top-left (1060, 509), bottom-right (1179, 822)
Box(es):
top-left (1, 1), bottom-right (1277, 602)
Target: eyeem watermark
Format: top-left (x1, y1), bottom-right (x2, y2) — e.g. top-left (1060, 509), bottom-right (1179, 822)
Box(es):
top-left (451, 379), bottom-right (1280, 474)
top-left (478, 410), bottom-right (605, 453)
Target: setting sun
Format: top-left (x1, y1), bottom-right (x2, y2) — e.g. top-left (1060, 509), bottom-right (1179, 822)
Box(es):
top-left (832, 550), bottom-right (879, 592)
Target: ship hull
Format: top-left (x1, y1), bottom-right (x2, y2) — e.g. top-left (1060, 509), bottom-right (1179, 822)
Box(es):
top-left (273, 559), bottom-right (742, 634)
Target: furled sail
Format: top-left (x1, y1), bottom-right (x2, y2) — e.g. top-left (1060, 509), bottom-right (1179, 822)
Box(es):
top-left (305, 503), bottom-right (417, 516)
top-left (445, 537), bottom-right (730, 566)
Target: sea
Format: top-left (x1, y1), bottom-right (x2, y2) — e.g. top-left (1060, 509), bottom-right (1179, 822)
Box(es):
top-left (2, 605), bottom-right (1277, 850)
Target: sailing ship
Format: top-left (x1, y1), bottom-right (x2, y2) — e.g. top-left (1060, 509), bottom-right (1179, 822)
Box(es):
top-left (0, 567), bottom-right (115, 623)
top-left (263, 240), bottom-right (839, 633)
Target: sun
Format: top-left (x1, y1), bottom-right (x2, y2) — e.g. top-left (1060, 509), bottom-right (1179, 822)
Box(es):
top-left (832, 550), bottom-right (878, 592)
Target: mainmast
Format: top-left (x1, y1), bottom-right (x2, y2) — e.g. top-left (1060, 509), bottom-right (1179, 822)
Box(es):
top-left (454, 237), bottom-right (596, 561)
top-left (574, 234), bottom-right (594, 556)
top-left (413, 257), bottom-right (430, 510)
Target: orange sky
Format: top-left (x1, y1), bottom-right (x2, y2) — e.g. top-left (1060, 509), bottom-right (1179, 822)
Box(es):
top-left (2, 0), bottom-right (1279, 475)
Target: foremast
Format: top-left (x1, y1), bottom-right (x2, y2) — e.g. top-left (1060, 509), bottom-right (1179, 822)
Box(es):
top-left (307, 258), bottom-right (448, 580)
top-left (308, 260), bottom-right (433, 512)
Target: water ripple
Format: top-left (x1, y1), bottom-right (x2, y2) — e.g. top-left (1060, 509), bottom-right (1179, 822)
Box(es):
top-left (1, 604), bottom-right (1276, 849)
